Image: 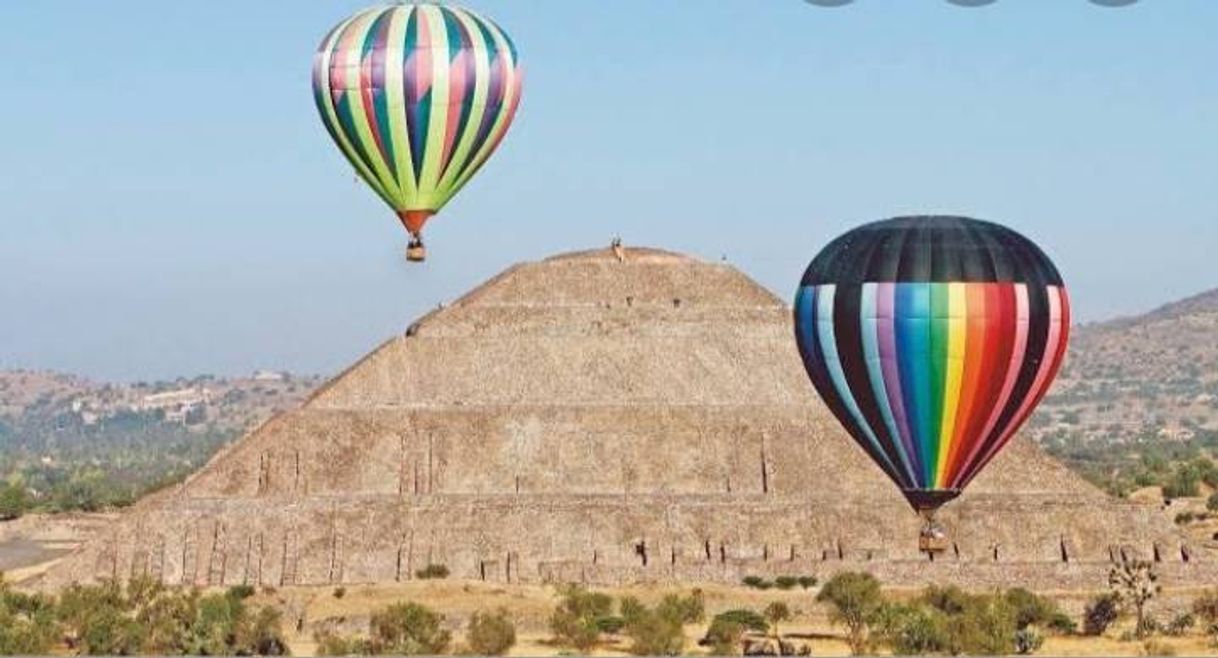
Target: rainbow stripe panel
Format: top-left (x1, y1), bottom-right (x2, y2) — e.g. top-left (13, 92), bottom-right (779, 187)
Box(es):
top-left (794, 217), bottom-right (1070, 511)
top-left (313, 4), bottom-right (522, 234)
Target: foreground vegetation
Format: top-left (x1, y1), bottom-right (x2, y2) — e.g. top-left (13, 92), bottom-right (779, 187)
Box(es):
top-left (0, 575), bottom-right (288, 655)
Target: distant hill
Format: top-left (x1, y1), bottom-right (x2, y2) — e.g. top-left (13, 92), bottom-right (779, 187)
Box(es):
top-left (1032, 288), bottom-right (1218, 447)
top-left (0, 370), bottom-right (323, 512)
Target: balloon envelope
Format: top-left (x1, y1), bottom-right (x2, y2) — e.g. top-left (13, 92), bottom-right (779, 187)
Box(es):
top-left (312, 4), bottom-right (523, 239)
top-left (793, 216), bottom-right (1070, 512)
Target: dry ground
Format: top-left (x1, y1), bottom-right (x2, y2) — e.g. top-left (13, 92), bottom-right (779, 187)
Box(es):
top-left (254, 580), bottom-right (1218, 657)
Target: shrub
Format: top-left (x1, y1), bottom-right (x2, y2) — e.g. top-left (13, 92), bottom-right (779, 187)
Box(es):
top-left (368, 602), bottom-right (451, 655)
top-left (1208, 493), bottom-right (1218, 512)
top-left (817, 572), bottom-right (884, 655)
top-left (623, 604), bottom-right (685, 656)
top-left (228, 584), bottom-right (257, 600)
top-left (941, 594), bottom-right (1017, 656)
top-left (656, 590), bottom-right (705, 625)
top-left (1194, 590), bottom-right (1218, 624)
top-left (467, 608), bottom-right (516, 656)
top-left (414, 564), bottom-right (450, 580)
top-left (549, 585), bottom-right (614, 652)
top-left (332, 586), bottom-right (346, 600)
top-left (315, 630), bottom-right (369, 656)
top-left (774, 575), bottom-right (799, 591)
top-left (1004, 587), bottom-right (1062, 630)
top-left (742, 576), bottom-right (773, 590)
top-left (921, 585), bottom-right (973, 615)
top-left (709, 609), bottom-right (769, 634)
top-left (1046, 611), bottom-right (1078, 635)
top-left (797, 575), bottom-right (818, 589)
top-left (1175, 511), bottom-right (1197, 525)
top-left (1164, 613), bottom-right (1195, 637)
top-left (872, 603), bottom-right (948, 656)
top-left (1014, 628), bottom-right (1044, 655)
top-left (704, 619), bottom-right (746, 656)
top-left (0, 483), bottom-right (27, 521)
top-left (1084, 593), bottom-right (1120, 636)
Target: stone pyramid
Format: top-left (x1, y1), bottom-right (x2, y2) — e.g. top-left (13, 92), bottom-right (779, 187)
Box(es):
top-left (43, 247), bottom-right (1208, 591)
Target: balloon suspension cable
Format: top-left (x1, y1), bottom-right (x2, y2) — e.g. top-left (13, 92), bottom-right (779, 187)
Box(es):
top-left (405, 232), bottom-right (427, 263)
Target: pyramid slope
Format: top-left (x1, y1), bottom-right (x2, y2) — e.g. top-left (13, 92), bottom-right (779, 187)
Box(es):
top-left (42, 247), bottom-right (1205, 591)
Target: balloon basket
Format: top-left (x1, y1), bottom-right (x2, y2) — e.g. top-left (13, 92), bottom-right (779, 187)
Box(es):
top-left (917, 510), bottom-right (950, 555)
top-left (406, 238), bottom-right (427, 263)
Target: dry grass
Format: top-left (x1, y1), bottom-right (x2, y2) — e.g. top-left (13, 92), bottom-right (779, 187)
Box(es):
top-left (258, 580), bottom-right (1218, 657)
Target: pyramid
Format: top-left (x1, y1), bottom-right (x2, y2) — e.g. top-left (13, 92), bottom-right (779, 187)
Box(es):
top-left (44, 247), bottom-right (1210, 590)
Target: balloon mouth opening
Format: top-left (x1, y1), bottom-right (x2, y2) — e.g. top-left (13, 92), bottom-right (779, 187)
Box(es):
top-left (398, 210), bottom-right (435, 234)
top-left (904, 489), bottom-right (962, 514)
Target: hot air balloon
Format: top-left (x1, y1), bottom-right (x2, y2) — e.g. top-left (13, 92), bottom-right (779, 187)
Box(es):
top-left (793, 216), bottom-right (1069, 549)
top-left (313, 4), bottom-right (523, 262)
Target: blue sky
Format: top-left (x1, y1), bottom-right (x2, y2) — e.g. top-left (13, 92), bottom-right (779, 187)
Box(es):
top-left (1, 0), bottom-right (1215, 381)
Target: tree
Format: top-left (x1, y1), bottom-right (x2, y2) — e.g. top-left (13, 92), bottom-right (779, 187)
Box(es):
top-left (0, 483), bottom-right (27, 521)
top-left (764, 602), bottom-right (791, 639)
top-left (369, 602), bottom-right (451, 655)
top-left (466, 608), bottom-right (516, 656)
top-left (816, 572), bottom-right (884, 655)
top-left (1109, 559), bottom-right (1160, 639)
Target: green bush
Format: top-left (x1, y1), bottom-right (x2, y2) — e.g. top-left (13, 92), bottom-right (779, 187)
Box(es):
top-left (704, 618), bottom-right (746, 656)
top-left (1083, 593), bottom-right (1120, 636)
top-left (872, 603), bottom-right (948, 656)
top-left (797, 575), bottom-right (818, 589)
top-left (774, 576), bottom-right (799, 590)
top-left (1004, 587), bottom-right (1063, 630)
top-left (414, 564), bottom-right (450, 580)
top-left (942, 595), bottom-right (1017, 656)
top-left (656, 590), bottom-right (705, 625)
top-left (368, 602), bottom-right (451, 655)
top-left (709, 608), bottom-right (769, 633)
top-left (742, 576), bottom-right (773, 590)
top-left (1046, 611), bottom-right (1078, 635)
top-left (1208, 493), bottom-right (1218, 512)
top-left (920, 585), bottom-right (973, 615)
top-left (466, 608), bottom-right (516, 656)
top-left (549, 585), bottom-right (614, 652)
top-left (623, 604), bottom-right (684, 656)
top-left (0, 483), bottom-right (28, 521)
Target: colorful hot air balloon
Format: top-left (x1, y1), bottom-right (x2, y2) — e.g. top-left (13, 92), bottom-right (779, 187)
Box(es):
top-left (794, 216), bottom-right (1070, 526)
top-left (312, 4), bottom-right (523, 262)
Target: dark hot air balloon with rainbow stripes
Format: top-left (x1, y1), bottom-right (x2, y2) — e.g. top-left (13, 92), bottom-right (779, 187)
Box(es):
top-left (794, 216), bottom-right (1070, 527)
top-left (313, 4), bottom-right (523, 262)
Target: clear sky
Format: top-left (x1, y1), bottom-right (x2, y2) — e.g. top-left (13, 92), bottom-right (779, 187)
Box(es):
top-left (1, 0), bottom-right (1215, 381)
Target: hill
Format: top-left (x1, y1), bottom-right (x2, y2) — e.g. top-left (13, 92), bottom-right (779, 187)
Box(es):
top-left (1031, 289), bottom-right (1218, 501)
top-left (0, 370), bottom-right (324, 513)
top-left (1034, 288), bottom-right (1218, 446)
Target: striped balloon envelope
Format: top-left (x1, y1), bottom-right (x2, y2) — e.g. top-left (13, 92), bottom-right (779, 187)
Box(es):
top-left (312, 4), bottom-right (523, 260)
top-left (794, 216), bottom-right (1070, 514)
